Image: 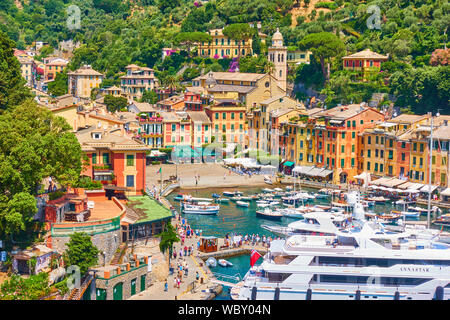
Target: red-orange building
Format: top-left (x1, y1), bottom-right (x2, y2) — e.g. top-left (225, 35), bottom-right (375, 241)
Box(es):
top-left (76, 127), bottom-right (150, 195)
top-left (342, 49), bottom-right (388, 81)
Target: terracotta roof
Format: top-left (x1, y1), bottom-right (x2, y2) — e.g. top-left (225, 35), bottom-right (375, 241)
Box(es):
top-left (270, 108), bottom-right (295, 118)
top-left (342, 49), bottom-right (388, 60)
top-left (129, 102), bottom-right (157, 113)
top-left (68, 65), bottom-right (103, 76)
top-left (160, 111), bottom-right (180, 122)
top-left (207, 84), bottom-right (255, 94)
top-left (312, 104), bottom-right (382, 121)
top-left (76, 126), bottom-right (150, 151)
top-left (389, 114), bottom-right (428, 124)
top-left (194, 71), bottom-right (266, 82)
top-left (433, 125), bottom-right (450, 140)
top-left (187, 111), bottom-right (211, 124)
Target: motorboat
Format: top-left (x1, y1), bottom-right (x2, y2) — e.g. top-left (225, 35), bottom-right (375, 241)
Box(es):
top-left (366, 196), bottom-right (390, 204)
top-left (256, 208), bottom-right (283, 220)
top-left (262, 188), bottom-right (274, 193)
top-left (264, 175), bottom-right (273, 185)
top-left (215, 198), bottom-right (230, 203)
top-left (236, 201), bottom-right (250, 208)
top-left (257, 201), bottom-right (279, 208)
top-left (181, 201), bottom-right (220, 215)
top-left (274, 188), bottom-right (283, 192)
top-left (433, 214), bottom-right (450, 227)
top-left (218, 259), bottom-right (233, 267)
top-left (223, 191), bottom-right (236, 197)
top-left (391, 209), bottom-right (420, 219)
top-left (205, 257), bottom-right (217, 267)
top-left (276, 208), bottom-right (304, 219)
top-left (212, 193), bottom-right (221, 198)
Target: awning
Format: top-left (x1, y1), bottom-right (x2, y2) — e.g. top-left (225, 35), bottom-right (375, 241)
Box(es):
top-left (317, 169), bottom-right (333, 177)
top-left (440, 188), bottom-right (450, 196)
top-left (354, 172), bottom-right (369, 180)
top-left (306, 167), bottom-right (325, 177)
top-left (283, 161), bottom-right (295, 167)
top-left (149, 150), bottom-right (166, 157)
top-left (293, 165), bottom-right (314, 175)
top-left (382, 178), bottom-right (408, 188)
top-left (420, 185), bottom-right (438, 193)
top-left (93, 171), bottom-right (113, 175)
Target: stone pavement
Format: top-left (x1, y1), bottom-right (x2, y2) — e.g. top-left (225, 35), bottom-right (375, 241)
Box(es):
top-left (128, 232), bottom-right (218, 300)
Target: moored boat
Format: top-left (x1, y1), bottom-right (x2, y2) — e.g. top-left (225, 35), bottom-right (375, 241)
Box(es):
top-left (218, 259), bottom-right (233, 267)
top-left (236, 201), bottom-right (250, 208)
top-left (256, 208), bottom-right (283, 220)
top-left (182, 201), bottom-right (220, 215)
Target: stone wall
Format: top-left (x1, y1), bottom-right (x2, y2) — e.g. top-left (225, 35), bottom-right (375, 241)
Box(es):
top-left (92, 265), bottom-right (152, 300)
top-left (51, 228), bottom-right (121, 265)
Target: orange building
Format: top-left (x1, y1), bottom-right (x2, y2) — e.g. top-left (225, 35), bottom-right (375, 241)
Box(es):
top-left (45, 58), bottom-right (68, 81)
top-left (76, 126), bottom-right (150, 195)
top-left (311, 104), bottom-right (385, 184)
top-left (204, 99), bottom-right (247, 147)
top-left (342, 49), bottom-right (388, 81)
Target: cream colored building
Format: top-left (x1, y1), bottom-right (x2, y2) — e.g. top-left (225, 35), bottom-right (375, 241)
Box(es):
top-left (120, 64), bottom-right (158, 101)
top-left (268, 28), bottom-right (287, 92)
top-left (187, 111), bottom-right (212, 148)
top-left (68, 65), bottom-right (104, 99)
top-left (197, 28), bottom-right (267, 59)
top-left (192, 71), bottom-right (286, 112)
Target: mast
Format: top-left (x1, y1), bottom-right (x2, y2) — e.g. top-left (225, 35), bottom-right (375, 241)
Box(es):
top-left (427, 113), bottom-right (433, 229)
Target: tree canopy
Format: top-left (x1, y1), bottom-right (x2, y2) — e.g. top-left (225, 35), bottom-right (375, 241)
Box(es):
top-left (0, 31), bottom-right (31, 110)
top-left (298, 32), bottom-right (345, 81)
top-left (64, 232), bottom-right (100, 275)
top-left (0, 100), bottom-right (83, 241)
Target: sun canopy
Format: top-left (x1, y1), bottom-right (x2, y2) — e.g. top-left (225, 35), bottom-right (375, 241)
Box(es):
top-left (420, 185), bottom-right (438, 193)
top-left (440, 188), bottom-right (450, 196)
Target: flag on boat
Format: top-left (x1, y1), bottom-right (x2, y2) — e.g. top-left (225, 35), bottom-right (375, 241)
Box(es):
top-left (250, 249), bottom-right (262, 267)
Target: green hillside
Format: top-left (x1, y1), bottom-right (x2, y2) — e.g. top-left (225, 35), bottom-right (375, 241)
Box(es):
top-left (1, 0), bottom-right (449, 113)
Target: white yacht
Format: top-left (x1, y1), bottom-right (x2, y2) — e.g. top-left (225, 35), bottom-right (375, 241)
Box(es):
top-left (235, 192), bottom-right (450, 300)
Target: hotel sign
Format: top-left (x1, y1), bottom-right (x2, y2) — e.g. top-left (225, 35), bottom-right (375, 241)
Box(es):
top-left (400, 267), bottom-right (430, 272)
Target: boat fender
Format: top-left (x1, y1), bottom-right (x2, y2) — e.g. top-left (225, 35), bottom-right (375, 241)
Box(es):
top-left (394, 291), bottom-right (400, 300)
top-left (274, 287), bottom-right (280, 300)
top-left (434, 286), bottom-right (444, 300)
top-left (306, 288), bottom-right (312, 300)
top-left (355, 290), bottom-right (361, 300)
top-left (251, 286), bottom-right (258, 300)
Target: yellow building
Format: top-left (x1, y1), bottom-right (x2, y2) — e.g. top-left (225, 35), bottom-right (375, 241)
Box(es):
top-left (204, 99), bottom-right (247, 147)
top-left (192, 71), bottom-right (286, 112)
top-left (247, 95), bottom-right (302, 153)
top-left (68, 65), bottom-right (104, 99)
top-left (197, 28), bottom-right (267, 59)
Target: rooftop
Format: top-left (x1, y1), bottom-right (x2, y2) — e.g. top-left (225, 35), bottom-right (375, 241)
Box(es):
top-left (194, 71), bottom-right (266, 83)
top-left (342, 49), bottom-right (388, 60)
top-left (124, 196), bottom-right (172, 224)
top-left (68, 65), bottom-right (103, 77)
top-left (187, 111), bottom-right (211, 124)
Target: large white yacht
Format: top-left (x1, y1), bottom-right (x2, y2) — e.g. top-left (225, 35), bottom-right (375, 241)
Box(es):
top-left (235, 192), bottom-right (450, 300)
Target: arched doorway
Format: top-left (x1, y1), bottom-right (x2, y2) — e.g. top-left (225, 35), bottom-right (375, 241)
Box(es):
top-left (113, 282), bottom-right (123, 300)
top-left (340, 172), bottom-right (348, 184)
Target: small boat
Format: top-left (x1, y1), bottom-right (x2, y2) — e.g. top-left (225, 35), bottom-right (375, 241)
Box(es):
top-left (367, 196), bottom-right (390, 204)
top-left (285, 186), bottom-right (293, 191)
top-left (182, 201), bottom-right (220, 215)
top-left (262, 188), bottom-right (274, 193)
top-left (235, 191), bottom-right (243, 196)
top-left (277, 208), bottom-right (303, 219)
top-left (206, 257), bottom-right (217, 267)
top-left (256, 208), bottom-right (283, 220)
top-left (230, 196), bottom-right (241, 202)
top-left (239, 196), bottom-right (253, 201)
top-left (215, 198), bottom-right (229, 203)
top-left (274, 188), bottom-right (283, 192)
top-left (218, 259), bottom-right (233, 267)
top-left (432, 214), bottom-right (450, 227)
top-left (392, 210), bottom-right (420, 219)
top-left (236, 201), bottom-right (249, 208)
top-left (264, 176), bottom-right (273, 185)
top-left (212, 193), bottom-right (221, 198)
top-left (314, 193), bottom-right (330, 199)
top-left (223, 191), bottom-right (236, 197)
top-left (257, 201), bottom-right (279, 208)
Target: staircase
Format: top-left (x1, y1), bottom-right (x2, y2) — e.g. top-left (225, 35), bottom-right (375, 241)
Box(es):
top-left (65, 274), bottom-right (94, 300)
top-left (110, 243), bottom-right (128, 265)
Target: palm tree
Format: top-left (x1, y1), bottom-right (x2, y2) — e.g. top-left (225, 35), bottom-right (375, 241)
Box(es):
top-left (263, 61), bottom-right (275, 75)
top-left (158, 223), bottom-right (180, 263)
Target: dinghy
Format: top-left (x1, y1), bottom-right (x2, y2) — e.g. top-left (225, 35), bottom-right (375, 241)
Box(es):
top-left (218, 259), bottom-right (233, 267)
top-left (236, 201), bottom-right (249, 208)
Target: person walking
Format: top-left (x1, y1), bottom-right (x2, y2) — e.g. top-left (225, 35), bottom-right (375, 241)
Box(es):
top-left (196, 271), bottom-right (200, 282)
top-left (164, 280), bottom-right (168, 292)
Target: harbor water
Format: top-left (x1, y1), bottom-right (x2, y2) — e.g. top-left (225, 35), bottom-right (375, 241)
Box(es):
top-left (166, 186), bottom-right (445, 299)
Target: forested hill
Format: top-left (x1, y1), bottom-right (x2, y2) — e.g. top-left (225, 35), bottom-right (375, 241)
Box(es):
top-left (1, 0), bottom-right (449, 113)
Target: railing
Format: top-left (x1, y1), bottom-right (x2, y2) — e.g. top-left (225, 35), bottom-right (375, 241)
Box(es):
top-left (51, 216), bottom-right (121, 237)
